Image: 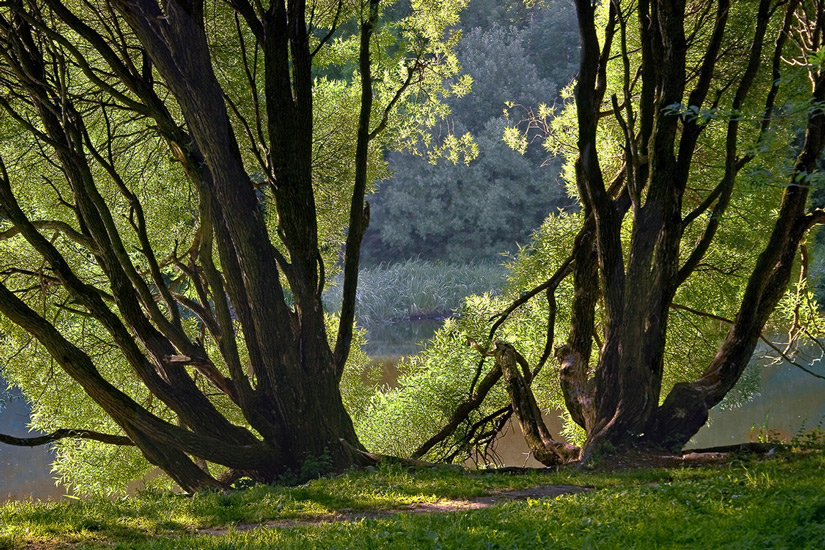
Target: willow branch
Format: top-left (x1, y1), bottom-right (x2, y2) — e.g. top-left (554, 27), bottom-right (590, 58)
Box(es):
top-left (333, 0), bottom-right (380, 375)
top-left (411, 361), bottom-right (503, 460)
top-left (226, 0), bottom-right (264, 43)
top-left (488, 256), bottom-right (573, 341)
top-left (0, 220), bottom-right (97, 252)
top-left (671, 302), bottom-right (825, 381)
top-left (310, 0), bottom-right (343, 57)
top-left (0, 429), bottom-right (134, 447)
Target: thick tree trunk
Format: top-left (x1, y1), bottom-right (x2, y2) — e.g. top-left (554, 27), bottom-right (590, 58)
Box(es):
top-left (570, 0), bottom-right (822, 459)
top-left (644, 63), bottom-right (825, 448)
top-left (103, 0), bottom-right (374, 481)
top-left (0, 0), bottom-right (390, 489)
top-left (403, 0), bottom-right (825, 468)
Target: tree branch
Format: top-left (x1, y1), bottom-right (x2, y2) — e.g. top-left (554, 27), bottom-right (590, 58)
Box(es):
top-left (0, 220), bottom-right (97, 252)
top-left (334, 0), bottom-right (380, 375)
top-left (677, 0), bottom-right (773, 286)
top-left (226, 0), bottom-right (264, 43)
top-left (310, 0), bottom-right (344, 57)
top-left (488, 256), bottom-right (573, 341)
top-left (0, 429), bottom-right (134, 447)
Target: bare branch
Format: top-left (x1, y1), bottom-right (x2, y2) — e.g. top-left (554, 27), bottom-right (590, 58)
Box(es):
top-left (0, 428), bottom-right (134, 447)
top-left (368, 64), bottom-right (419, 140)
top-left (0, 219), bottom-right (97, 252)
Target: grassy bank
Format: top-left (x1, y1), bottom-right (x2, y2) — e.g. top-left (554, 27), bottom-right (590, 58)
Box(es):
top-left (2, 449), bottom-right (823, 549)
top-left (324, 260), bottom-right (506, 326)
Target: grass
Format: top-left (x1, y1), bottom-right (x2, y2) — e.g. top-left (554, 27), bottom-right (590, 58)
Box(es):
top-left (324, 259), bottom-right (506, 326)
top-left (2, 450), bottom-right (824, 549)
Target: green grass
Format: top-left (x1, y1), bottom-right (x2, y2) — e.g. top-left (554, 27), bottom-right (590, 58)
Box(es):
top-left (2, 451), bottom-right (824, 549)
top-left (324, 259), bottom-right (506, 326)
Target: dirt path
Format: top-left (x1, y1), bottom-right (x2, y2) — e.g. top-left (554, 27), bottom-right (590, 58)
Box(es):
top-left (196, 448), bottom-right (776, 535)
top-left (197, 484), bottom-right (588, 535)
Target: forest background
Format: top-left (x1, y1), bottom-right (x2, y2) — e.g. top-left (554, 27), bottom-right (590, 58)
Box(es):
top-left (363, 0), bottom-right (578, 264)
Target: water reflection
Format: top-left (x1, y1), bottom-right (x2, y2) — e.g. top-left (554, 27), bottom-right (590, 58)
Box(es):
top-left (364, 319), bottom-right (444, 357)
top-left (690, 361), bottom-right (825, 448)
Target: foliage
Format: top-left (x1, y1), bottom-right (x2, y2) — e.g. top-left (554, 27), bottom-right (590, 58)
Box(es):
top-left (356, 214), bottom-right (582, 459)
top-left (354, 194), bottom-right (791, 459)
top-left (1, 451), bottom-right (824, 549)
top-left (356, 296), bottom-right (515, 458)
top-left (0, 0), bottom-right (471, 493)
top-left (370, 116), bottom-right (565, 262)
top-left (363, 0), bottom-right (578, 263)
top-left (358, 0), bottom-right (825, 465)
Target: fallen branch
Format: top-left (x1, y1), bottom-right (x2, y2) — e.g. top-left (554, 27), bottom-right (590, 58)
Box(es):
top-left (681, 442), bottom-right (779, 455)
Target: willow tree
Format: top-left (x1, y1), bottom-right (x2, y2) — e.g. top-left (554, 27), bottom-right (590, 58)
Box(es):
top-left (562, 0), bottom-right (825, 458)
top-left (0, 0), bottom-right (467, 492)
top-left (402, 0), bottom-right (825, 465)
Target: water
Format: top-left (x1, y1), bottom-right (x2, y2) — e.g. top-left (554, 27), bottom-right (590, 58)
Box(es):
top-left (0, 387), bottom-right (68, 502)
top-left (2, 321), bottom-right (824, 502)
top-left (689, 361), bottom-right (825, 448)
top-left (364, 319), bottom-right (445, 357)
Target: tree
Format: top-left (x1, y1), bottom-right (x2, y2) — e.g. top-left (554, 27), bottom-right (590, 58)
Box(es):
top-left (371, 116), bottom-right (562, 262)
top-left (388, 0), bottom-right (825, 465)
top-left (364, 4), bottom-right (578, 263)
top-left (567, 0), bottom-right (825, 459)
top-left (0, 0), bottom-right (465, 492)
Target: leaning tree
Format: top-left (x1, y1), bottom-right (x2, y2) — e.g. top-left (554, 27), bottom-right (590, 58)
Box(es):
top-left (403, 0), bottom-right (825, 465)
top-left (0, 0), bottom-right (467, 492)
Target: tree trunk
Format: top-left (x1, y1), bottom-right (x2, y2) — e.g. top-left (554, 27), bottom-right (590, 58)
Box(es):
top-left (493, 342), bottom-right (578, 465)
top-left (0, 0), bottom-right (404, 489)
top-left (570, 0), bottom-right (825, 458)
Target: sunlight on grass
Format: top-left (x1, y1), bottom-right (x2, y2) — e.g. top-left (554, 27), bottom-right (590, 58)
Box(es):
top-left (1, 451), bottom-right (824, 549)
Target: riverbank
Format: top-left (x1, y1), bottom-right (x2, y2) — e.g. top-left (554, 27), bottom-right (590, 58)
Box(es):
top-left (1, 447), bottom-right (823, 549)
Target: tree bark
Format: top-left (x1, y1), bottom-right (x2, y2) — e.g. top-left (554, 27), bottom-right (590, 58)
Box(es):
top-left (493, 342), bottom-right (578, 465)
top-left (0, 0), bottom-right (412, 489)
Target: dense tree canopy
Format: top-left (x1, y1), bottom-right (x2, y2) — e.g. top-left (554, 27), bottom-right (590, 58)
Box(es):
top-left (0, 0), bottom-right (467, 492)
top-left (364, 0), bottom-right (578, 263)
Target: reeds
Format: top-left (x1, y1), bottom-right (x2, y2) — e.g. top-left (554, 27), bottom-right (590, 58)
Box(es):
top-left (324, 259), bottom-right (506, 326)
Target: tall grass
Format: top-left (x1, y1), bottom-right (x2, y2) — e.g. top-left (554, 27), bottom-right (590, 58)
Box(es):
top-left (324, 259), bottom-right (506, 326)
